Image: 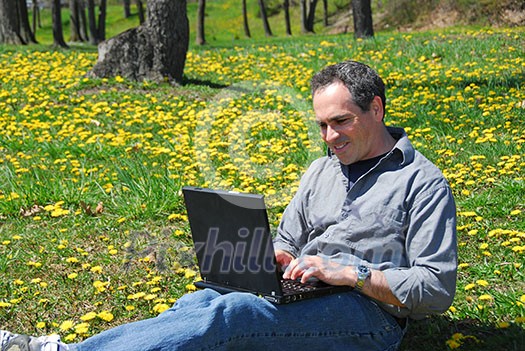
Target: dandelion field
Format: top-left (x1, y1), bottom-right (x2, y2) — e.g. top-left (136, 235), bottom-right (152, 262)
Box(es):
top-left (1, 27), bottom-right (524, 350)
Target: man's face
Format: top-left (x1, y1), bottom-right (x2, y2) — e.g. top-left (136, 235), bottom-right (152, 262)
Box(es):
top-left (313, 81), bottom-right (382, 165)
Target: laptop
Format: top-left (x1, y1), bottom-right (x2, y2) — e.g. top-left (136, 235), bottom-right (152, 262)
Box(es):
top-left (182, 186), bottom-right (352, 304)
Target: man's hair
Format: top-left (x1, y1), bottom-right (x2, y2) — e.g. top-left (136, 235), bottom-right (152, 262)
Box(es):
top-left (311, 60), bottom-right (386, 115)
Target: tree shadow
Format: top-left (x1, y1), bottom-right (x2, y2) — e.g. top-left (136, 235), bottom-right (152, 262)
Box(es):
top-left (400, 315), bottom-right (525, 351)
top-left (181, 77), bottom-right (229, 90)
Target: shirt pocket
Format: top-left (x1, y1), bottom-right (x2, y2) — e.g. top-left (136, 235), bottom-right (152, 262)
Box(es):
top-left (341, 205), bottom-right (408, 265)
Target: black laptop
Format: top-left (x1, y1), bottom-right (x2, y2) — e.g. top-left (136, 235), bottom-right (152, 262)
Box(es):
top-left (182, 186), bottom-right (352, 304)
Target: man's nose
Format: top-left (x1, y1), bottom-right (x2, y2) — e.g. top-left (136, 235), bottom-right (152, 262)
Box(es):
top-left (325, 125), bottom-right (340, 143)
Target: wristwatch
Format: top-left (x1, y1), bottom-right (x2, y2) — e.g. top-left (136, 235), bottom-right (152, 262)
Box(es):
top-left (355, 264), bottom-right (370, 290)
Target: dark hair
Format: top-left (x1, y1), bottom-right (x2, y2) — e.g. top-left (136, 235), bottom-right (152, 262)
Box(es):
top-left (311, 60), bottom-right (386, 115)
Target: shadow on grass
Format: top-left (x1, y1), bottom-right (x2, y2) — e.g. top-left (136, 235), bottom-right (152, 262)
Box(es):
top-left (400, 315), bottom-right (525, 351)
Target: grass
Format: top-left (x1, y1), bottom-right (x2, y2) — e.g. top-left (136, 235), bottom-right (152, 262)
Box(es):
top-left (1, 2), bottom-right (525, 350)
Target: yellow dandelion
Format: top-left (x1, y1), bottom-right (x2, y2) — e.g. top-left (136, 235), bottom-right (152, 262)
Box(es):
top-left (59, 320), bottom-right (75, 332)
top-left (97, 310), bottom-right (114, 322)
top-left (80, 312), bottom-right (98, 321)
top-left (464, 283), bottom-right (476, 291)
top-left (153, 303), bottom-right (170, 314)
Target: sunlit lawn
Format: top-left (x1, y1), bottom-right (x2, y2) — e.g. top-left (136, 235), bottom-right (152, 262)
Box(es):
top-left (0, 26), bottom-right (524, 350)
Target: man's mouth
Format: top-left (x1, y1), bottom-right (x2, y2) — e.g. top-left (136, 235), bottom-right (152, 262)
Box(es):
top-left (332, 142), bottom-right (350, 152)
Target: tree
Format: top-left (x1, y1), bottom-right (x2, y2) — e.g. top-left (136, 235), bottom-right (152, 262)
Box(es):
top-left (196, 0), bottom-right (205, 45)
top-left (51, 0), bottom-right (68, 47)
top-left (322, 0), bottom-right (328, 26)
top-left (123, 0), bottom-right (131, 18)
top-left (242, 0), bottom-right (250, 38)
top-left (257, 0), bottom-right (272, 37)
top-left (0, 0), bottom-right (36, 44)
top-left (86, 0), bottom-right (107, 44)
top-left (0, 0), bottom-right (22, 44)
top-left (88, 0), bottom-right (189, 83)
top-left (70, 0), bottom-right (88, 42)
top-left (352, 0), bottom-right (374, 38)
top-left (300, 0), bottom-right (318, 33)
top-left (305, 0), bottom-right (319, 32)
top-left (17, 0), bottom-right (37, 43)
top-left (283, 0), bottom-right (291, 35)
top-left (136, 0), bottom-right (145, 24)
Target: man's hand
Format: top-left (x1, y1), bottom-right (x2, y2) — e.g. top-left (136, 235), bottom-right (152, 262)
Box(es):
top-left (275, 249), bottom-right (295, 272)
top-left (282, 255), bottom-right (354, 286)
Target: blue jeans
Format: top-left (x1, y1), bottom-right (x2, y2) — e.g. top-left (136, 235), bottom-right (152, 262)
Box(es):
top-left (69, 289), bottom-right (405, 351)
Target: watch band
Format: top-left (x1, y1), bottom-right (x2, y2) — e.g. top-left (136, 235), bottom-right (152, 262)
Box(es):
top-left (355, 264), bottom-right (370, 290)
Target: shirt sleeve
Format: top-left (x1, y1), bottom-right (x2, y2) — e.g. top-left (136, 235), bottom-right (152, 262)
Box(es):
top-left (273, 159), bottom-right (325, 257)
top-left (383, 185), bottom-right (458, 319)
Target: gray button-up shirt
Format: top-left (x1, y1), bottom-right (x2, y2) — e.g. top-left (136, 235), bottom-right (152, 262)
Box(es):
top-left (274, 127), bottom-right (457, 319)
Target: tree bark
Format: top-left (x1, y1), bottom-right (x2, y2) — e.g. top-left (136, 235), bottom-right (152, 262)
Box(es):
top-left (87, 0), bottom-right (98, 44)
top-left (0, 0), bottom-right (24, 44)
top-left (242, 0), bottom-right (250, 38)
top-left (88, 0), bottom-right (189, 83)
top-left (17, 0), bottom-right (37, 43)
top-left (352, 0), bottom-right (374, 38)
top-left (257, 0), bottom-right (272, 37)
top-left (70, 0), bottom-right (82, 42)
top-left (283, 0), bottom-right (291, 35)
top-left (300, 0), bottom-right (308, 33)
top-left (51, 0), bottom-right (68, 47)
top-left (305, 0), bottom-right (318, 32)
top-left (78, 0), bottom-right (89, 42)
top-left (136, 0), bottom-right (145, 24)
top-left (323, 0), bottom-right (328, 26)
top-left (123, 0), bottom-right (131, 18)
top-left (196, 0), bottom-right (205, 45)
top-left (97, 0), bottom-right (106, 42)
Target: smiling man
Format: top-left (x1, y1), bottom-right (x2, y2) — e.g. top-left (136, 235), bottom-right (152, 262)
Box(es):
top-left (1, 61), bottom-right (457, 351)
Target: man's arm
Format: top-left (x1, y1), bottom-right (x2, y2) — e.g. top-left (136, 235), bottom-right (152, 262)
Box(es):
top-left (282, 255), bottom-right (405, 307)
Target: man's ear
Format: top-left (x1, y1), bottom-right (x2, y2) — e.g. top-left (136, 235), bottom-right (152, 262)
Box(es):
top-left (371, 96), bottom-right (384, 121)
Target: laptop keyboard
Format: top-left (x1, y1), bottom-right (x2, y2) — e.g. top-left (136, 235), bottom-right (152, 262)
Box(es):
top-left (281, 279), bottom-right (319, 294)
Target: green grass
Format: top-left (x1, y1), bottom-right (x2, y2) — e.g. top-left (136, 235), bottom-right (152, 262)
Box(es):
top-left (1, 2), bottom-right (525, 350)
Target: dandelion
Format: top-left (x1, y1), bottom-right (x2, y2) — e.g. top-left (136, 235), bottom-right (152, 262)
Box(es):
top-left (80, 312), bottom-right (98, 321)
top-left (64, 334), bottom-right (77, 342)
top-left (153, 303), bottom-right (170, 314)
top-left (97, 310), bottom-right (114, 322)
top-left (59, 320), bottom-right (75, 332)
top-left (74, 323), bottom-right (90, 334)
top-left (90, 266), bottom-right (103, 274)
top-left (464, 283), bottom-right (476, 291)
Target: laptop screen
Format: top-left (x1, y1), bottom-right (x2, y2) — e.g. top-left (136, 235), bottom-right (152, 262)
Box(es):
top-left (182, 186), bottom-right (282, 295)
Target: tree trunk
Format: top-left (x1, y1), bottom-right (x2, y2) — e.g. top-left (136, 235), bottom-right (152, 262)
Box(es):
top-left (352, 0), bottom-right (374, 38)
top-left (88, 0), bottom-right (189, 83)
top-left (51, 0), bottom-right (68, 47)
top-left (32, 0), bottom-right (40, 34)
top-left (78, 0), bottom-right (89, 41)
top-left (87, 0), bottom-right (99, 44)
top-left (300, 0), bottom-right (308, 33)
top-left (257, 0), bottom-right (272, 37)
top-left (0, 0), bottom-right (24, 44)
top-left (136, 0), bottom-right (145, 24)
top-left (97, 0), bottom-right (106, 42)
top-left (242, 0), bottom-right (250, 38)
top-left (196, 0), bottom-right (205, 45)
top-left (323, 0), bottom-right (328, 26)
top-left (123, 0), bottom-right (131, 18)
top-left (305, 0), bottom-right (318, 32)
top-left (17, 0), bottom-right (37, 43)
top-left (70, 0), bottom-right (82, 42)
top-left (283, 0), bottom-right (291, 35)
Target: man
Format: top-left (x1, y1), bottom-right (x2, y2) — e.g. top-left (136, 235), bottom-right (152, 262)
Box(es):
top-left (1, 61), bottom-right (457, 351)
